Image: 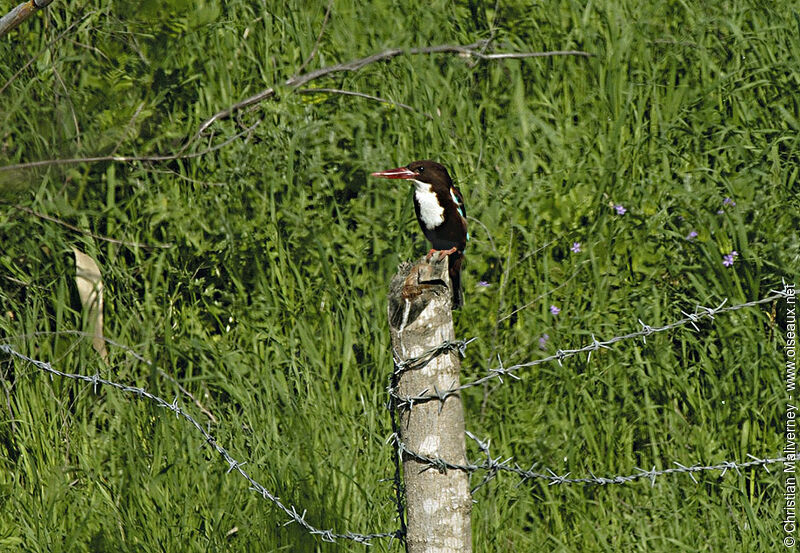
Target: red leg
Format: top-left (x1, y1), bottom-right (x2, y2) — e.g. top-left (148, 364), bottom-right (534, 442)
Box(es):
top-left (426, 247), bottom-right (458, 262)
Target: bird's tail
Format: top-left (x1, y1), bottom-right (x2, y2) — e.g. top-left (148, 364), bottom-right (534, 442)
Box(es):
top-left (449, 254), bottom-right (463, 310)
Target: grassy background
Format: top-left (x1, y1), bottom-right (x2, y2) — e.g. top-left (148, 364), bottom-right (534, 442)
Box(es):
top-left (1, 0), bottom-right (798, 551)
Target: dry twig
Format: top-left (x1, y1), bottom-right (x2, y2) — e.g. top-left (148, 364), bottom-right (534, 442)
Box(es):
top-left (2, 40), bottom-right (591, 172)
top-left (8, 203), bottom-right (172, 249)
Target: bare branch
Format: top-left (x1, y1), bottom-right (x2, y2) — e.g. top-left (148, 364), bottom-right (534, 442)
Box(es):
top-left (3, 39), bottom-right (591, 172)
top-left (189, 41), bottom-right (592, 147)
top-left (297, 87), bottom-right (433, 119)
top-left (8, 203), bottom-right (173, 249)
top-left (285, 41), bottom-right (487, 89)
top-left (498, 259), bottom-right (590, 323)
top-left (0, 119), bottom-right (260, 173)
top-left (480, 50), bottom-right (596, 60)
top-left (179, 89), bottom-right (274, 155)
top-left (294, 0), bottom-right (334, 76)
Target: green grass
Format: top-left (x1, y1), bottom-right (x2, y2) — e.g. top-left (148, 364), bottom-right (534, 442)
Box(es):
top-left (1, 0), bottom-right (799, 551)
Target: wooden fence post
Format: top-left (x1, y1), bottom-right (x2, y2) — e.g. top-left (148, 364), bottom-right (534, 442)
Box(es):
top-left (0, 0), bottom-right (55, 38)
top-left (388, 255), bottom-right (472, 553)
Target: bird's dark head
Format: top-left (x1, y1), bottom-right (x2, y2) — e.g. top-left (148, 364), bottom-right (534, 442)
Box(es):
top-left (371, 160), bottom-right (452, 189)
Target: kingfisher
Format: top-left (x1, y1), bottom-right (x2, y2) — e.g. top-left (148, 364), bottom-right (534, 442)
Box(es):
top-left (371, 160), bottom-right (468, 309)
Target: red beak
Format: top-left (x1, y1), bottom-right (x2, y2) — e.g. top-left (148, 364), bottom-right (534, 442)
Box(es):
top-left (370, 166), bottom-right (416, 179)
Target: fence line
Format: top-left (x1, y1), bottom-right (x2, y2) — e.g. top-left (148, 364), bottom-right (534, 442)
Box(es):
top-left (2, 284), bottom-right (791, 545)
top-left (386, 366), bottom-right (408, 541)
top-left (394, 431), bottom-right (785, 494)
top-left (0, 344), bottom-right (401, 545)
top-left (390, 287), bottom-right (791, 407)
top-left (387, 287), bottom-right (790, 496)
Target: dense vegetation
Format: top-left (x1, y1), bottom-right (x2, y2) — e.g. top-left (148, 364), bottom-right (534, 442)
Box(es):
top-left (1, 1), bottom-right (798, 551)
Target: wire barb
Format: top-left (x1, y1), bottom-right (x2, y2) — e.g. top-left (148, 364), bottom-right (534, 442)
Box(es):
top-left (1, 287), bottom-right (787, 545)
top-left (1, 343), bottom-right (399, 545)
top-left (395, 428), bottom-right (785, 488)
top-left (392, 290), bottom-right (787, 402)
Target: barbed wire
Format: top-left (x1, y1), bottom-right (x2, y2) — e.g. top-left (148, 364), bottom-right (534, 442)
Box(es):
top-left (387, 285), bottom-right (791, 496)
top-left (391, 287), bottom-right (791, 407)
top-left (386, 362), bottom-right (408, 541)
top-left (393, 430), bottom-right (785, 494)
top-left (2, 285), bottom-right (790, 545)
top-left (0, 344), bottom-right (401, 546)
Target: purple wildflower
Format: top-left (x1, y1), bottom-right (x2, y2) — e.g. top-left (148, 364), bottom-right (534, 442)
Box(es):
top-left (539, 334), bottom-right (550, 350)
top-left (571, 242), bottom-right (581, 253)
top-left (477, 281), bottom-right (490, 287)
top-left (614, 204), bottom-right (627, 215)
top-left (723, 197), bottom-right (736, 206)
top-left (686, 230), bottom-right (698, 240)
top-left (722, 251), bottom-right (738, 267)
top-left (550, 305), bottom-right (560, 315)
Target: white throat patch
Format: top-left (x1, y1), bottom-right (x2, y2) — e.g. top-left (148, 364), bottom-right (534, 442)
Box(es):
top-left (412, 180), bottom-right (444, 229)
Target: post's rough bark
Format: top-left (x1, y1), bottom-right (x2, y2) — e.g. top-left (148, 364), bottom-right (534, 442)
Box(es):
top-left (0, 0), bottom-right (54, 38)
top-left (388, 255), bottom-right (472, 553)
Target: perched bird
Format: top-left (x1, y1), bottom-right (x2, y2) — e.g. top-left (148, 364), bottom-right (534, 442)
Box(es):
top-left (371, 160), bottom-right (468, 309)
